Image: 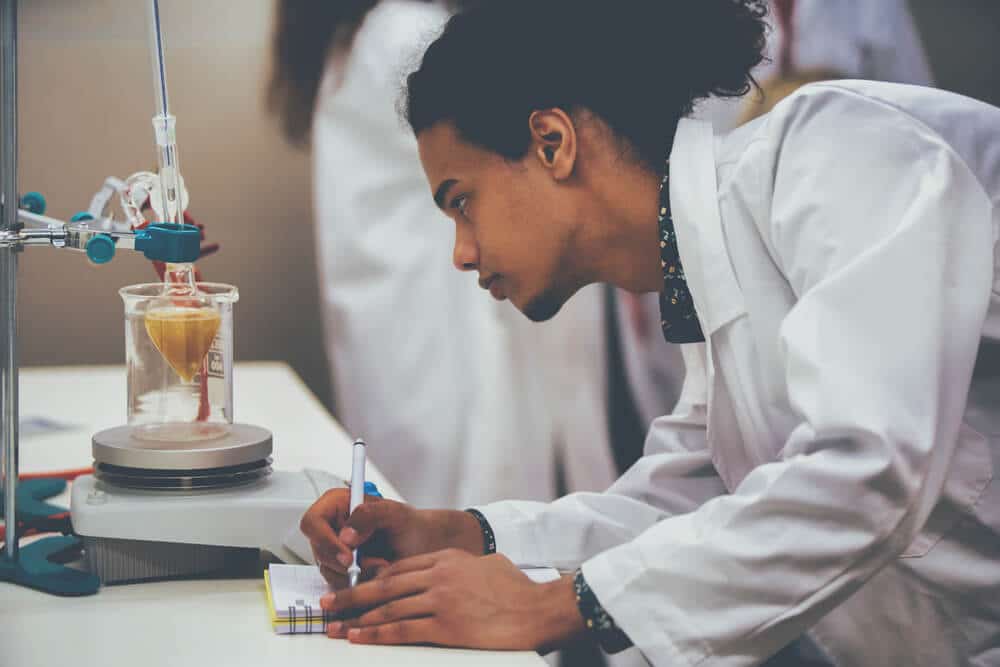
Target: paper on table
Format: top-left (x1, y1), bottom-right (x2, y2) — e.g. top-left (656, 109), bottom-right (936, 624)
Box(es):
top-left (20, 416), bottom-right (78, 438)
top-left (520, 567), bottom-right (561, 583)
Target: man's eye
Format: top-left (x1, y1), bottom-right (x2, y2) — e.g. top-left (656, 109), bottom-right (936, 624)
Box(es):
top-left (451, 195), bottom-right (469, 217)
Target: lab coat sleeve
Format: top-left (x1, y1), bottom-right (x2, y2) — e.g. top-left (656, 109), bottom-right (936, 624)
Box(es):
top-left (476, 343), bottom-right (729, 570)
top-left (579, 90), bottom-right (995, 666)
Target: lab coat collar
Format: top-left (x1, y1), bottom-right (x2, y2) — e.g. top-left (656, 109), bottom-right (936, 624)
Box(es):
top-left (669, 118), bottom-right (747, 335)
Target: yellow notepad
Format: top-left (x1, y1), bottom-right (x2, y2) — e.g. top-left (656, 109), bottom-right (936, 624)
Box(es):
top-left (264, 564), bottom-right (335, 635)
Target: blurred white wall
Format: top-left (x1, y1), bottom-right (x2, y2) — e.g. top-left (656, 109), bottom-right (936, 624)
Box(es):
top-left (17, 0), bottom-right (333, 408)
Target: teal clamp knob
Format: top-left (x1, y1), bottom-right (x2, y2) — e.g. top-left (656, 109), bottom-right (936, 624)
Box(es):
top-left (86, 235), bottom-right (116, 264)
top-left (70, 212), bottom-right (94, 223)
top-left (133, 223), bottom-right (200, 263)
top-left (20, 192), bottom-right (46, 215)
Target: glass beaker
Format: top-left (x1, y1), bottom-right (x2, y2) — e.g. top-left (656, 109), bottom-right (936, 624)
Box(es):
top-left (121, 282), bottom-right (238, 442)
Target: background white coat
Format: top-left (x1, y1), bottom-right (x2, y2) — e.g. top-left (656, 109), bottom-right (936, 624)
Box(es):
top-left (311, 0), bottom-right (617, 510)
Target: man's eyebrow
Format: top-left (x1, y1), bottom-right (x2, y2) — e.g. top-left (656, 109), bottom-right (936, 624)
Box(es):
top-left (434, 179), bottom-right (459, 210)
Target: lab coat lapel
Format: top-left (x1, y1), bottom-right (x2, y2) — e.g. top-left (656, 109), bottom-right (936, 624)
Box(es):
top-left (668, 118), bottom-right (746, 335)
top-left (669, 119), bottom-right (752, 491)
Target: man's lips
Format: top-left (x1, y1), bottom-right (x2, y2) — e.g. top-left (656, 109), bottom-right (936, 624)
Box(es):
top-left (479, 274), bottom-right (506, 300)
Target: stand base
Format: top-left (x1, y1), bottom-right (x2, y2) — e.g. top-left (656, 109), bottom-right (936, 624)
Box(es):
top-left (0, 536), bottom-right (100, 596)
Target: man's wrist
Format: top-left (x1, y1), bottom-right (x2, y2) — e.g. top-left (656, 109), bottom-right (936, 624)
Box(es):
top-left (573, 569), bottom-right (633, 653)
top-left (463, 508), bottom-right (496, 554)
top-left (532, 575), bottom-right (587, 653)
top-left (436, 509), bottom-right (488, 555)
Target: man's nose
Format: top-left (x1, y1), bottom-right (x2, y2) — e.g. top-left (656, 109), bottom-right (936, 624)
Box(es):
top-left (453, 225), bottom-right (479, 272)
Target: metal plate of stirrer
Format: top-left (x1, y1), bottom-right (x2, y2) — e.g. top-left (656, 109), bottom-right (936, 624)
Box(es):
top-left (92, 423), bottom-right (273, 490)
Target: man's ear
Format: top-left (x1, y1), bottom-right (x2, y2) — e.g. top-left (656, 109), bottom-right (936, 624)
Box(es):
top-left (528, 108), bottom-right (577, 181)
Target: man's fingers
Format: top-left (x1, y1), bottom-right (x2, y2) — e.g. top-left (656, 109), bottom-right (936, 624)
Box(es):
top-left (346, 619), bottom-right (440, 646)
top-left (319, 565), bottom-right (348, 589)
top-left (300, 489), bottom-right (354, 567)
top-left (313, 541), bottom-right (352, 571)
top-left (374, 553), bottom-right (441, 580)
top-left (348, 620), bottom-right (440, 646)
top-left (359, 556), bottom-right (391, 578)
top-left (310, 529), bottom-right (354, 569)
top-left (322, 570), bottom-right (430, 614)
top-left (355, 593), bottom-right (436, 627)
top-left (341, 498), bottom-right (401, 548)
top-left (326, 593), bottom-right (435, 638)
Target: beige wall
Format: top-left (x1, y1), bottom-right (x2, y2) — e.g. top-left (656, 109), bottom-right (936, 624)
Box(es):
top-left (17, 0), bottom-right (333, 408)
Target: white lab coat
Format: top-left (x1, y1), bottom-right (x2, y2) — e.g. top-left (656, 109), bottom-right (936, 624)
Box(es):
top-left (479, 81), bottom-right (1000, 666)
top-left (617, 0), bottom-right (936, 432)
top-left (311, 0), bottom-right (616, 509)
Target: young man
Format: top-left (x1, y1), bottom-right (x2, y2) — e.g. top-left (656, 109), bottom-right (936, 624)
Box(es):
top-left (301, 2), bottom-right (1000, 664)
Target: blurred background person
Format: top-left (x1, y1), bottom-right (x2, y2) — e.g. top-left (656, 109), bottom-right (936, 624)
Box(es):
top-left (703, 0), bottom-right (935, 127)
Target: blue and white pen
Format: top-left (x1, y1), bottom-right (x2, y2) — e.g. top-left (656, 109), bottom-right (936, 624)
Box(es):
top-left (347, 437), bottom-right (367, 588)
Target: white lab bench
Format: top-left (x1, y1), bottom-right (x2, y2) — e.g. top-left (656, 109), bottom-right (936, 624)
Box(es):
top-left (2, 363), bottom-right (545, 667)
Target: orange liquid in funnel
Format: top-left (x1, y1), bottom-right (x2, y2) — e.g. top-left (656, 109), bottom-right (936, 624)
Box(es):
top-left (144, 307), bottom-right (221, 382)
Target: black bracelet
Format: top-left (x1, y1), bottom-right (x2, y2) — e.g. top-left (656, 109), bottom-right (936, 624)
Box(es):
top-left (574, 569), bottom-right (633, 654)
top-left (464, 509), bottom-right (497, 555)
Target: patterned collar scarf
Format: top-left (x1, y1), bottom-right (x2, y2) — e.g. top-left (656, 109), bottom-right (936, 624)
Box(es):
top-left (657, 161), bottom-right (706, 344)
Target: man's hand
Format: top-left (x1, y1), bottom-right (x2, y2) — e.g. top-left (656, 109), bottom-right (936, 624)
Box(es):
top-left (321, 549), bottom-right (586, 652)
top-left (299, 489), bottom-right (484, 585)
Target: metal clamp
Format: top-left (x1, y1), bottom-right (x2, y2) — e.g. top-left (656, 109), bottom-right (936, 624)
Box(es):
top-left (8, 208), bottom-right (200, 264)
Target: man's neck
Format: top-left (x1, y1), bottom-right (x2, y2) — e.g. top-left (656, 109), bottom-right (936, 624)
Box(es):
top-left (581, 160), bottom-right (664, 294)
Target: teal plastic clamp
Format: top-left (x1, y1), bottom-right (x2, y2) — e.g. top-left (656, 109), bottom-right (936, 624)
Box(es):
top-left (133, 223), bottom-right (201, 263)
top-left (86, 235), bottom-right (116, 264)
top-left (0, 478), bottom-right (68, 521)
top-left (20, 192), bottom-right (46, 215)
top-left (70, 212), bottom-right (94, 223)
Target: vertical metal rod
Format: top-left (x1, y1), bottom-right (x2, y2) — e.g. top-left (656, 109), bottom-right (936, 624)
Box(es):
top-left (0, 0), bottom-right (19, 562)
top-left (148, 0), bottom-right (170, 118)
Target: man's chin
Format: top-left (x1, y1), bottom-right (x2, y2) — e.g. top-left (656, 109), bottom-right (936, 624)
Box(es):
top-left (520, 290), bottom-right (567, 322)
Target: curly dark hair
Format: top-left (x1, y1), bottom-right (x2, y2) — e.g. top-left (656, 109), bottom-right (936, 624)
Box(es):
top-left (406, 0), bottom-right (768, 169)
